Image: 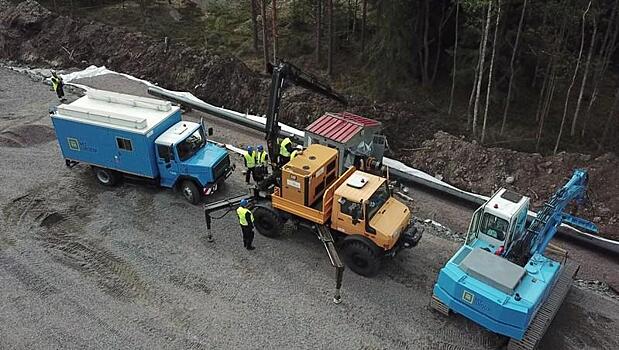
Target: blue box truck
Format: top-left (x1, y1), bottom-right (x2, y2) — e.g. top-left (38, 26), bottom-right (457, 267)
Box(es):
top-left (50, 89), bottom-right (233, 204)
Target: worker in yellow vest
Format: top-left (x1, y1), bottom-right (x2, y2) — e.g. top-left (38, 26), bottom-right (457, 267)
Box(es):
top-left (51, 71), bottom-right (66, 101)
top-left (290, 149), bottom-right (299, 160)
top-left (290, 145), bottom-right (303, 160)
top-left (236, 199), bottom-right (255, 250)
top-left (278, 137), bottom-right (294, 166)
top-left (243, 145), bottom-right (256, 184)
top-left (254, 144), bottom-right (268, 181)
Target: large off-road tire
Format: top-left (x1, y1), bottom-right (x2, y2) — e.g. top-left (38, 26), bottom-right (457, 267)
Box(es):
top-left (341, 237), bottom-right (382, 277)
top-left (253, 206), bottom-right (282, 238)
top-left (92, 166), bottom-right (121, 187)
top-left (180, 180), bottom-right (201, 205)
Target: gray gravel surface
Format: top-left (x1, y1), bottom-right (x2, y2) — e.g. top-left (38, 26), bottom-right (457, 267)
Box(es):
top-left (1, 67), bottom-right (618, 350)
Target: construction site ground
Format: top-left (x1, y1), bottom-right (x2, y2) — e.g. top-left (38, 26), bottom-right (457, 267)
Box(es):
top-left (0, 66), bottom-right (618, 349)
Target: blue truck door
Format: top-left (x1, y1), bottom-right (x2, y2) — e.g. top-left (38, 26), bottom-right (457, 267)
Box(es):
top-left (156, 143), bottom-right (179, 188)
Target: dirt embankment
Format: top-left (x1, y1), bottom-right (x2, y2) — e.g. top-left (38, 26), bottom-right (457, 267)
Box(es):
top-left (405, 132), bottom-right (619, 240)
top-left (0, 0), bottom-right (266, 111)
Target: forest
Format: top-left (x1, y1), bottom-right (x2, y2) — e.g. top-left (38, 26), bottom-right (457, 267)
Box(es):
top-left (35, 0), bottom-right (619, 155)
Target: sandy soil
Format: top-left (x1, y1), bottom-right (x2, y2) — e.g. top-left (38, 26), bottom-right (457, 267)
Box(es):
top-left (0, 67), bottom-right (617, 349)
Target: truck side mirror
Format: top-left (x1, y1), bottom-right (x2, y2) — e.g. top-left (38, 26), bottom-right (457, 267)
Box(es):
top-left (208, 127), bottom-right (213, 136)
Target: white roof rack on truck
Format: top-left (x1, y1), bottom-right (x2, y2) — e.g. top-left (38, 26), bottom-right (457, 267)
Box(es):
top-left (54, 88), bottom-right (180, 135)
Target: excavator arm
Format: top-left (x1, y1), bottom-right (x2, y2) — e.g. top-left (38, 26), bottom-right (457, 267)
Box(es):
top-left (505, 169), bottom-right (598, 264)
top-left (264, 61), bottom-right (347, 170)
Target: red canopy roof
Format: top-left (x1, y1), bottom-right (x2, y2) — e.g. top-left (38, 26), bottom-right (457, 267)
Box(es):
top-left (305, 112), bottom-right (380, 144)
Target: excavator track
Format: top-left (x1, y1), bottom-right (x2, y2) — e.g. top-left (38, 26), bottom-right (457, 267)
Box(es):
top-left (507, 260), bottom-right (580, 350)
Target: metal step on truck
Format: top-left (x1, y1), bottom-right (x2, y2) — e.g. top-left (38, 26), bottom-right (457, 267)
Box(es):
top-left (50, 89), bottom-right (233, 204)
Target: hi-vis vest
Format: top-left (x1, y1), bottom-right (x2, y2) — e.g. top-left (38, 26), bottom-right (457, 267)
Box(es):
top-left (237, 207), bottom-right (253, 226)
top-left (256, 151), bottom-right (267, 165)
top-left (290, 150), bottom-right (299, 160)
top-left (51, 77), bottom-right (61, 91)
top-left (244, 151), bottom-right (256, 168)
top-left (279, 138), bottom-right (292, 157)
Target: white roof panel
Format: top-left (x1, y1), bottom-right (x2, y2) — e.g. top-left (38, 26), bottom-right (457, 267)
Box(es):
top-left (54, 89), bottom-right (180, 135)
top-left (485, 188), bottom-right (529, 219)
top-left (155, 121), bottom-right (200, 146)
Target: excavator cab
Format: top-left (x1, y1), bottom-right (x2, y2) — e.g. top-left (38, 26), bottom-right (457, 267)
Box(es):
top-left (465, 189), bottom-right (529, 255)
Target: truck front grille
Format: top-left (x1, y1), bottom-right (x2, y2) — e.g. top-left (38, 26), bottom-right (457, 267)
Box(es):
top-left (213, 155), bottom-right (231, 180)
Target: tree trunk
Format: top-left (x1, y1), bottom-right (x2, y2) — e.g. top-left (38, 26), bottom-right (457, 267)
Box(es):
top-left (448, 0), bottom-right (459, 115)
top-left (467, 29), bottom-right (485, 128)
top-left (500, 0), bottom-right (527, 135)
top-left (537, 72), bottom-right (557, 151)
top-left (431, 1), bottom-right (451, 85)
top-left (473, 1), bottom-right (493, 138)
top-left (600, 87), bottom-right (619, 150)
top-left (272, 0), bottom-right (278, 62)
top-left (327, 0), bottom-right (334, 76)
top-left (421, 0), bottom-right (431, 86)
top-left (582, 0), bottom-right (619, 137)
top-left (361, 0), bottom-right (367, 55)
top-left (316, 0), bottom-right (322, 64)
top-left (250, 0), bottom-right (259, 52)
top-left (535, 62), bottom-right (552, 123)
top-left (554, 1), bottom-right (591, 154)
top-left (481, 0), bottom-right (501, 144)
top-left (531, 2), bottom-right (549, 88)
top-left (570, 17), bottom-right (597, 136)
top-left (261, 0), bottom-right (270, 72)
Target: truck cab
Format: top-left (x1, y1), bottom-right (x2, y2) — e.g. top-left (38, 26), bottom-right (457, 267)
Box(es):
top-left (155, 121), bottom-right (232, 203)
top-left (332, 171), bottom-right (412, 251)
top-left (465, 189), bottom-right (529, 254)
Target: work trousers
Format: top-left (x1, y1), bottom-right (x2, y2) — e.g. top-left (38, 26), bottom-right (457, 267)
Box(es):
top-left (55, 85), bottom-right (65, 99)
top-left (241, 225), bottom-right (254, 248)
top-left (245, 167), bottom-right (255, 183)
top-left (253, 166), bottom-right (267, 182)
top-left (278, 155), bottom-right (290, 167)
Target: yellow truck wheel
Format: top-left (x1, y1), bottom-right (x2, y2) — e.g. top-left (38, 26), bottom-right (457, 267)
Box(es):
top-left (341, 237), bottom-right (381, 277)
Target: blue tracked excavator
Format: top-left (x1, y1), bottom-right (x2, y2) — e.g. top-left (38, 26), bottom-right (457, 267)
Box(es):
top-left (431, 169), bottom-right (598, 350)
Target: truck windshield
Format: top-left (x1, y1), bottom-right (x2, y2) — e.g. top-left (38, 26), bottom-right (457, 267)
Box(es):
top-left (366, 185), bottom-right (390, 221)
top-left (479, 213), bottom-right (508, 241)
top-left (177, 128), bottom-right (206, 161)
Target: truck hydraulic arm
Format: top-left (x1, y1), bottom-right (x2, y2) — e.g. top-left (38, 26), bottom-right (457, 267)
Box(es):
top-left (203, 193), bottom-right (253, 242)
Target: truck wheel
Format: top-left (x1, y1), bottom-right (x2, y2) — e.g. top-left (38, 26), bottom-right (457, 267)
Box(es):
top-left (180, 180), bottom-right (201, 204)
top-left (253, 206), bottom-right (282, 238)
top-left (341, 238), bottom-right (381, 277)
top-left (92, 167), bottom-right (120, 186)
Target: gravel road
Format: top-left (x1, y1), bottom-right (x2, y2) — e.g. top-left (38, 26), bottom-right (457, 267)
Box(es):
top-left (1, 66), bottom-right (617, 350)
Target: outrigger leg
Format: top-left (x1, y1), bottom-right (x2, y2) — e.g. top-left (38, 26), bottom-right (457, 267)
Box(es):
top-left (316, 224), bottom-right (345, 304)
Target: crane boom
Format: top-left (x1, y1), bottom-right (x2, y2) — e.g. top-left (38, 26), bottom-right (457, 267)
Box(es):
top-left (264, 61), bottom-right (347, 168)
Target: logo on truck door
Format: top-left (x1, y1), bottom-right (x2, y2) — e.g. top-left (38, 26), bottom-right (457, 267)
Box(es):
top-left (67, 137), bottom-right (80, 151)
